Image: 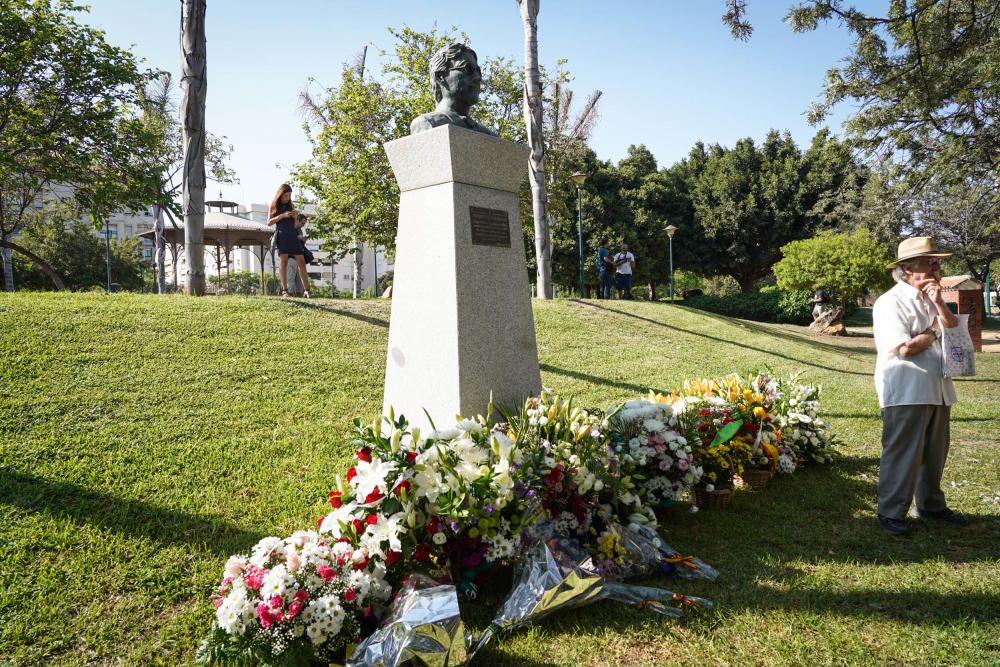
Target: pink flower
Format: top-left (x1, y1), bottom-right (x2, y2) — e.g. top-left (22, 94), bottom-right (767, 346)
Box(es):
top-left (286, 552), bottom-right (302, 572)
top-left (269, 595), bottom-right (284, 610)
top-left (344, 588), bottom-right (357, 603)
top-left (654, 443), bottom-right (667, 454)
top-left (677, 458), bottom-right (690, 472)
top-left (288, 601), bottom-right (302, 618)
top-left (256, 603), bottom-right (273, 629)
top-left (294, 589), bottom-right (309, 603)
top-left (317, 565), bottom-right (335, 582)
top-left (243, 566), bottom-right (266, 590)
top-left (658, 458), bottom-right (672, 471)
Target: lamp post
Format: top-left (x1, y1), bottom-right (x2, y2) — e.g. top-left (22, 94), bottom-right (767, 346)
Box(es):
top-left (571, 171), bottom-right (587, 298)
top-left (105, 223), bottom-right (112, 293)
top-left (664, 224), bottom-right (678, 302)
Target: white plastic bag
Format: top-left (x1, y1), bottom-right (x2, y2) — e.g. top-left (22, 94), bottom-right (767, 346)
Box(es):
top-left (941, 314), bottom-right (976, 378)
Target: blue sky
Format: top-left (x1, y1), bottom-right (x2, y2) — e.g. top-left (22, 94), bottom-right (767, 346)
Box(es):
top-left (85, 0), bottom-right (858, 207)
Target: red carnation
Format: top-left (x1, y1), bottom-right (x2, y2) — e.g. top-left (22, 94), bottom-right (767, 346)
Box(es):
top-left (315, 516), bottom-right (324, 529)
top-left (393, 480), bottom-right (411, 497)
top-left (365, 514), bottom-right (379, 525)
top-left (344, 588), bottom-right (357, 603)
top-left (288, 602), bottom-right (302, 618)
top-left (364, 488), bottom-right (384, 504)
top-left (346, 467), bottom-right (357, 482)
top-left (269, 595), bottom-right (283, 610)
top-left (294, 589), bottom-right (309, 602)
top-left (405, 451), bottom-right (418, 464)
top-left (386, 550), bottom-right (402, 566)
top-left (356, 447), bottom-right (372, 463)
top-left (352, 554), bottom-right (368, 570)
top-left (328, 491), bottom-right (343, 508)
top-left (317, 565), bottom-right (335, 581)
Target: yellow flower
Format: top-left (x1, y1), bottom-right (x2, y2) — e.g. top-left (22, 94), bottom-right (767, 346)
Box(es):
top-left (753, 406), bottom-right (767, 419)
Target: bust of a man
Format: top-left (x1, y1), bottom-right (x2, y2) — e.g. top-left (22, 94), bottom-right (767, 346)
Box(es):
top-left (410, 43), bottom-right (498, 137)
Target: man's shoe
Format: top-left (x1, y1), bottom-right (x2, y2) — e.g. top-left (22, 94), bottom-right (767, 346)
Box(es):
top-left (916, 507), bottom-right (969, 526)
top-left (878, 514), bottom-right (910, 536)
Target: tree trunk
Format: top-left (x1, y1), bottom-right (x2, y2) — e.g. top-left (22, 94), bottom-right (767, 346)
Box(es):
top-left (352, 239), bottom-right (364, 298)
top-left (152, 205), bottom-right (167, 294)
top-left (0, 238), bottom-right (65, 291)
top-left (2, 233), bottom-right (13, 292)
top-left (180, 0), bottom-right (207, 296)
top-left (517, 0), bottom-right (553, 300)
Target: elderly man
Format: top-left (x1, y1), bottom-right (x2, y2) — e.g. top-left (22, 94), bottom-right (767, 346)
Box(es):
top-left (873, 237), bottom-right (967, 536)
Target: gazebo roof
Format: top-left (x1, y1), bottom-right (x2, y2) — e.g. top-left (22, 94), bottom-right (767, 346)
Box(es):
top-left (138, 212), bottom-right (274, 250)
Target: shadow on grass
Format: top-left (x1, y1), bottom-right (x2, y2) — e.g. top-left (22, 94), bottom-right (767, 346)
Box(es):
top-left (0, 468), bottom-right (266, 557)
top-left (540, 363), bottom-right (668, 396)
top-left (578, 301), bottom-right (873, 378)
top-left (284, 300), bottom-right (389, 328)
top-left (673, 304), bottom-right (877, 358)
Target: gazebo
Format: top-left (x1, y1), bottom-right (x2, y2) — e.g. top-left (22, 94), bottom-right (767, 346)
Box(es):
top-left (139, 209), bottom-right (277, 294)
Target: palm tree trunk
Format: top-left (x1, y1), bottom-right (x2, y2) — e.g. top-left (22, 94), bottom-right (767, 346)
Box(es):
top-left (152, 205), bottom-right (167, 294)
top-left (2, 233), bottom-right (13, 292)
top-left (180, 0), bottom-right (207, 295)
top-left (517, 0), bottom-right (553, 299)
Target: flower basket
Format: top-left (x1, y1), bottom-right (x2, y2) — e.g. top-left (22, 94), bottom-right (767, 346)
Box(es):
top-left (693, 486), bottom-right (733, 509)
top-left (740, 468), bottom-right (771, 491)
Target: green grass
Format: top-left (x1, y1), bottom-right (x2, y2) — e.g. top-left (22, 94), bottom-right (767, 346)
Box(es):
top-left (1, 293), bottom-right (997, 666)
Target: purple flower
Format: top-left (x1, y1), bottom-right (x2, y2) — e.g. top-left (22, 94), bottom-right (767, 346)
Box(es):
top-left (526, 489), bottom-right (537, 498)
top-left (449, 521), bottom-right (460, 533)
top-left (485, 505), bottom-right (494, 514)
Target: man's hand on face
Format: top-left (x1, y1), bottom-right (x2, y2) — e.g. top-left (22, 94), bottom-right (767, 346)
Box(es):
top-left (915, 277), bottom-right (944, 303)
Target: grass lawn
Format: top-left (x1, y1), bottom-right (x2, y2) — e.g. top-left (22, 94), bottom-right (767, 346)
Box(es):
top-left (1, 293), bottom-right (997, 666)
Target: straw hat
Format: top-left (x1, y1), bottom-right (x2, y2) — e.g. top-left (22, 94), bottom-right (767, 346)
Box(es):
top-left (886, 236), bottom-right (951, 268)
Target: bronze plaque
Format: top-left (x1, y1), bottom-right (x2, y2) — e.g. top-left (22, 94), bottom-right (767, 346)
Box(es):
top-left (469, 207), bottom-right (511, 248)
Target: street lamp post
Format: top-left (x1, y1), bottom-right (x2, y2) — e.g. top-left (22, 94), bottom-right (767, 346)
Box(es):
top-left (571, 171), bottom-right (588, 298)
top-left (664, 224), bottom-right (678, 302)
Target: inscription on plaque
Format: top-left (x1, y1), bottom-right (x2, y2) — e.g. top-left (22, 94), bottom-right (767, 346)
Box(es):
top-left (469, 207), bottom-right (511, 248)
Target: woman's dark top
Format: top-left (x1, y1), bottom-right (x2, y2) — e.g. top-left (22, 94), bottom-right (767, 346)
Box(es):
top-left (273, 202), bottom-right (301, 256)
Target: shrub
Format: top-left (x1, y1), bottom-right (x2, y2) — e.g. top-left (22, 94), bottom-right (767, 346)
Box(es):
top-left (703, 274), bottom-right (741, 297)
top-left (684, 288), bottom-right (813, 324)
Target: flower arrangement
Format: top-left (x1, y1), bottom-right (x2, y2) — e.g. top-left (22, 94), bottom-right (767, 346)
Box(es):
top-left (773, 376), bottom-right (837, 465)
top-left (197, 532), bottom-right (391, 666)
top-left (201, 369), bottom-right (840, 661)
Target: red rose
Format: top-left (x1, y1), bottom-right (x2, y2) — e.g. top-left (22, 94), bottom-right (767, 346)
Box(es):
top-left (364, 488), bottom-right (384, 504)
top-left (393, 480), bottom-right (411, 497)
top-left (365, 514), bottom-right (379, 525)
top-left (344, 588), bottom-right (357, 603)
top-left (352, 518), bottom-right (365, 534)
top-left (294, 589), bottom-right (309, 602)
top-left (315, 516), bottom-right (324, 529)
top-left (413, 544), bottom-right (431, 562)
top-left (356, 447), bottom-right (372, 463)
top-left (346, 467), bottom-right (357, 482)
top-left (386, 550), bottom-right (401, 566)
top-left (427, 516), bottom-right (440, 535)
top-left (328, 491), bottom-right (343, 508)
top-left (404, 451), bottom-right (418, 464)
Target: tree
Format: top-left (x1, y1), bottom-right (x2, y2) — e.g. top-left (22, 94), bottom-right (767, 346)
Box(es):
top-left (774, 229), bottom-right (893, 310)
top-left (517, 0), bottom-right (555, 299)
top-left (180, 0), bottom-right (207, 296)
top-left (137, 73), bottom-right (236, 293)
top-left (0, 0), bottom-right (162, 291)
top-left (12, 202), bottom-right (147, 291)
top-left (293, 26), bottom-right (525, 263)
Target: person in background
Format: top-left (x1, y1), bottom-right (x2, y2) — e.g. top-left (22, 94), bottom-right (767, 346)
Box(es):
top-left (267, 183), bottom-right (310, 298)
top-left (873, 236), bottom-right (965, 536)
top-left (596, 237), bottom-right (614, 299)
top-left (613, 242), bottom-right (636, 299)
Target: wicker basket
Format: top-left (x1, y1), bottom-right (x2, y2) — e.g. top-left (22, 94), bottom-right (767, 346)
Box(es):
top-left (693, 486), bottom-right (733, 509)
top-left (740, 468), bottom-right (771, 490)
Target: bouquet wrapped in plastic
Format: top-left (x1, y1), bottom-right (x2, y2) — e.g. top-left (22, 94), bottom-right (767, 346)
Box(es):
top-left (470, 533), bottom-right (711, 658)
top-left (348, 575), bottom-right (467, 667)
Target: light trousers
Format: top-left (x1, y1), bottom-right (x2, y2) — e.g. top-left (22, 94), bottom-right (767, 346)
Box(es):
top-left (877, 404), bottom-right (951, 520)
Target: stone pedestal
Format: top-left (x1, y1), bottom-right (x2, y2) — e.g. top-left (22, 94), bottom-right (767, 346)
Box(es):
top-left (381, 124), bottom-right (540, 431)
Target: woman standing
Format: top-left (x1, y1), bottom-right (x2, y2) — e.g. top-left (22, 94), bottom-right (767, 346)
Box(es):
top-left (268, 183), bottom-right (310, 298)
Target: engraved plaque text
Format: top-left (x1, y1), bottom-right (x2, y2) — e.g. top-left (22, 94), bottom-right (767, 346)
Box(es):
top-left (469, 207), bottom-right (511, 248)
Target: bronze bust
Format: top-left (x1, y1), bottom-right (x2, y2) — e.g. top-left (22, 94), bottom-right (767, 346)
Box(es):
top-left (410, 43), bottom-right (498, 137)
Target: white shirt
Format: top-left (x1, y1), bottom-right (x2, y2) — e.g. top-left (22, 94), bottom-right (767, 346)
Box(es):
top-left (614, 252), bottom-right (635, 275)
top-left (872, 281), bottom-right (957, 408)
